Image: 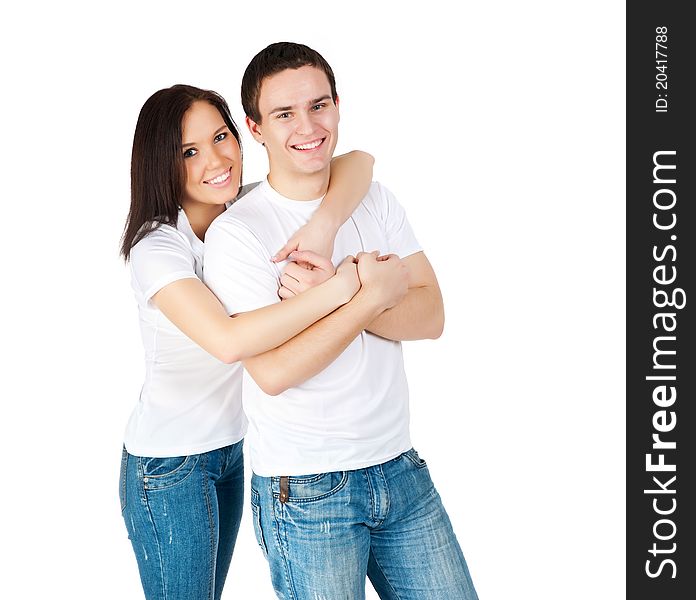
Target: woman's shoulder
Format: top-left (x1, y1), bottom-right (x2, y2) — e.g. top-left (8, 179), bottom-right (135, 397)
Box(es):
top-left (235, 181), bottom-right (262, 201)
top-left (130, 221), bottom-right (194, 265)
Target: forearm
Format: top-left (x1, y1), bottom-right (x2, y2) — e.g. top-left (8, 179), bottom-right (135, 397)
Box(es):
top-left (219, 278), bottom-right (354, 361)
top-left (321, 151), bottom-right (374, 227)
top-left (243, 289), bottom-right (383, 396)
top-left (154, 277), bottom-right (352, 365)
top-left (366, 285), bottom-right (444, 341)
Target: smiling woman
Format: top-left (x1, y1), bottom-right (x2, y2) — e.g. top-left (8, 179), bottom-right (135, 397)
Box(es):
top-left (180, 101), bottom-right (242, 239)
top-left (118, 84), bottom-right (375, 600)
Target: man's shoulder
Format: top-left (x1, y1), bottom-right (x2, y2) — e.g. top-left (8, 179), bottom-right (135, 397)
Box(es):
top-left (356, 181), bottom-right (400, 217)
top-left (363, 180), bottom-right (396, 203)
top-left (209, 185), bottom-right (267, 234)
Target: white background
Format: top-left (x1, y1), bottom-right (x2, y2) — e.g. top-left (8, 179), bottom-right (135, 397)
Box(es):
top-left (1, 1), bottom-right (625, 598)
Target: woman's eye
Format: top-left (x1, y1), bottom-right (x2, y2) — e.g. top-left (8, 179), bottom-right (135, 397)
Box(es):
top-left (214, 132), bottom-right (227, 143)
top-left (183, 148), bottom-right (197, 158)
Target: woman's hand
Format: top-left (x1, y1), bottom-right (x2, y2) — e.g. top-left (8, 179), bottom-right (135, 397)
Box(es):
top-left (272, 211), bottom-right (338, 266)
top-left (332, 255), bottom-right (361, 304)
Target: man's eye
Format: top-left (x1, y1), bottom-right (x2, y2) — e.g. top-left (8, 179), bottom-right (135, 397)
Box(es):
top-left (277, 112), bottom-right (290, 119)
top-left (311, 103), bottom-right (326, 111)
top-left (183, 148), bottom-right (197, 158)
top-left (214, 132), bottom-right (227, 143)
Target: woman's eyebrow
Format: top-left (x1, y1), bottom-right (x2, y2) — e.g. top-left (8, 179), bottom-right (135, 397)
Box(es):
top-left (182, 124), bottom-right (229, 147)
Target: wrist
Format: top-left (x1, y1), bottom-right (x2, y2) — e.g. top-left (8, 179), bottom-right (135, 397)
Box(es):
top-left (313, 206), bottom-right (342, 233)
top-left (354, 285), bottom-right (389, 317)
top-left (328, 272), bottom-right (359, 305)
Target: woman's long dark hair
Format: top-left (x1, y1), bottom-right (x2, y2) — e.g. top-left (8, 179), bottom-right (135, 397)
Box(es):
top-left (120, 85), bottom-right (242, 260)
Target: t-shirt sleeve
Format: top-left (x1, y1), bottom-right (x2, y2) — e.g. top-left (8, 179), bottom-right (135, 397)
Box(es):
top-left (376, 183), bottom-right (422, 258)
top-left (203, 217), bottom-right (281, 316)
top-left (130, 227), bottom-right (198, 304)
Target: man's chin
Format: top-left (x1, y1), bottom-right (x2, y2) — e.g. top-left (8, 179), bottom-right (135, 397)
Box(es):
top-left (293, 158), bottom-right (332, 175)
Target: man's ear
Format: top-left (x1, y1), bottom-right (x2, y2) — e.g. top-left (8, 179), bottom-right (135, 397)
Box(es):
top-left (246, 116), bottom-right (264, 144)
top-left (335, 94), bottom-right (340, 123)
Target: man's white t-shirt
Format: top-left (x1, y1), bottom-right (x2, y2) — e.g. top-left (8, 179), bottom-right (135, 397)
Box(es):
top-left (203, 180), bottom-right (421, 476)
top-left (124, 208), bottom-right (246, 457)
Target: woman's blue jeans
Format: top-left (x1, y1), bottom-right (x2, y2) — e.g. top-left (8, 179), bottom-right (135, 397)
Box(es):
top-left (120, 441), bottom-right (244, 600)
top-left (251, 448), bottom-right (478, 600)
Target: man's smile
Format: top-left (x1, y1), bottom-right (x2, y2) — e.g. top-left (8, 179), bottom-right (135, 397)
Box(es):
top-left (291, 138), bottom-right (325, 151)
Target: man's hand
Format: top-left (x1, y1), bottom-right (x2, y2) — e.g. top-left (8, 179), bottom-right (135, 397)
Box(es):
top-left (356, 251), bottom-right (409, 311)
top-left (278, 251), bottom-right (336, 300)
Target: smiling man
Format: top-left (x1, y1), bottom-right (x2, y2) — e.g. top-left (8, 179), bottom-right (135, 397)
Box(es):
top-left (203, 42), bottom-right (478, 599)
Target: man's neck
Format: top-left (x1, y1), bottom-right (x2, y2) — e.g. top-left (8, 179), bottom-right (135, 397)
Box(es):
top-left (267, 166), bottom-right (331, 201)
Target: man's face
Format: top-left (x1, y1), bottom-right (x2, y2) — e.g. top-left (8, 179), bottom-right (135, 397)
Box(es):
top-left (247, 65), bottom-right (339, 178)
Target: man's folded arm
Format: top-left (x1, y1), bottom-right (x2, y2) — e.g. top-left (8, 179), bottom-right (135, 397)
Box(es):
top-left (365, 251), bottom-right (444, 341)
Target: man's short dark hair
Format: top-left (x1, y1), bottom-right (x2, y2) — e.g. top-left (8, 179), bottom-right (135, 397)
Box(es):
top-left (241, 42), bottom-right (338, 124)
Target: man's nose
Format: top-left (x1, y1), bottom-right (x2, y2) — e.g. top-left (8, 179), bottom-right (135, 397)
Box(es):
top-left (295, 111), bottom-right (315, 136)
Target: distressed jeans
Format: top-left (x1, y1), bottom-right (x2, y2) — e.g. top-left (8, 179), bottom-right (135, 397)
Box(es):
top-left (251, 448), bottom-right (478, 600)
top-left (119, 441), bottom-right (244, 600)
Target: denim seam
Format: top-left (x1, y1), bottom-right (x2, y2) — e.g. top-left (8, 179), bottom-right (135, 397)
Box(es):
top-left (139, 461), bottom-right (168, 599)
top-left (250, 490), bottom-right (268, 556)
top-left (365, 469), bottom-right (377, 523)
top-left (272, 473), bottom-right (327, 484)
top-left (272, 496), bottom-right (298, 600)
top-left (379, 465), bottom-right (390, 525)
top-left (119, 448), bottom-right (129, 513)
top-left (201, 453), bottom-right (216, 600)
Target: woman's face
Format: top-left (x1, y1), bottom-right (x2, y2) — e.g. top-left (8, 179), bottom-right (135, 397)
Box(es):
top-left (180, 101), bottom-right (241, 209)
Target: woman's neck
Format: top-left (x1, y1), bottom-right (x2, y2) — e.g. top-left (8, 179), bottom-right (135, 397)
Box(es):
top-left (183, 202), bottom-right (226, 241)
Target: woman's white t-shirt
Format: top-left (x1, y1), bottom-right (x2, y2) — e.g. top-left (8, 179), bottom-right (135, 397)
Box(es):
top-left (123, 208), bottom-right (246, 457)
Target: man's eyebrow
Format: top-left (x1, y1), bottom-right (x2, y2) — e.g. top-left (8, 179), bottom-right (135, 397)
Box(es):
top-left (310, 95), bottom-right (332, 105)
top-left (268, 96), bottom-right (332, 116)
top-left (182, 124), bottom-right (229, 148)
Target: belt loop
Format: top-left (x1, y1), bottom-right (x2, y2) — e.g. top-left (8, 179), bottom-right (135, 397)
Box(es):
top-left (279, 476), bottom-right (289, 503)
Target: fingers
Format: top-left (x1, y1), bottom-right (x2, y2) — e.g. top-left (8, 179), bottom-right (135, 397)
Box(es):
top-left (272, 239), bottom-right (299, 263)
top-left (337, 255), bottom-right (357, 266)
top-left (278, 285), bottom-right (296, 300)
top-left (356, 250), bottom-right (380, 263)
top-left (283, 258), bottom-right (334, 291)
top-left (279, 273), bottom-right (301, 295)
top-left (288, 250), bottom-right (334, 272)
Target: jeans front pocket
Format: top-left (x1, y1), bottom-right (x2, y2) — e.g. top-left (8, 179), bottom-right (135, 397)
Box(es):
top-left (277, 471), bottom-right (349, 503)
top-left (140, 455), bottom-right (200, 491)
top-left (404, 448), bottom-right (428, 469)
top-left (251, 488), bottom-right (268, 556)
top-left (119, 447), bottom-right (129, 513)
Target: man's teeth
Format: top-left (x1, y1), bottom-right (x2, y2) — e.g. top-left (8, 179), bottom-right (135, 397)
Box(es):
top-left (207, 170), bottom-right (230, 184)
top-left (293, 139), bottom-right (323, 150)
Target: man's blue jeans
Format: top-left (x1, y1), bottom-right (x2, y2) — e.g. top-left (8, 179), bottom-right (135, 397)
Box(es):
top-left (120, 441), bottom-right (244, 600)
top-left (251, 448), bottom-right (478, 599)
